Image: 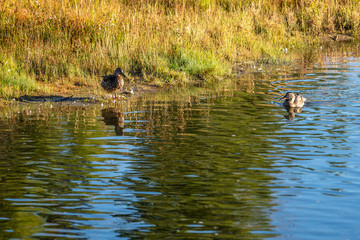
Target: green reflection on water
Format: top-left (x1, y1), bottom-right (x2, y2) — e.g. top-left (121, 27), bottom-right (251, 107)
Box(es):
top-left (119, 92), bottom-right (282, 239)
top-left (0, 83), bottom-right (284, 239)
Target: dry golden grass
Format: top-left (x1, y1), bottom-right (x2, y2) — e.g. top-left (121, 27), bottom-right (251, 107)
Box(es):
top-left (0, 0), bottom-right (359, 98)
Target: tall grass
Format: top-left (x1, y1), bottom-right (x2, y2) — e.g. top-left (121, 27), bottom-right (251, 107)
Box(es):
top-left (0, 0), bottom-right (359, 98)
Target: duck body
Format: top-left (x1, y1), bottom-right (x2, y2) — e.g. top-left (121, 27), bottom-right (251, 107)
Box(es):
top-left (281, 92), bottom-right (306, 108)
top-left (101, 68), bottom-right (127, 98)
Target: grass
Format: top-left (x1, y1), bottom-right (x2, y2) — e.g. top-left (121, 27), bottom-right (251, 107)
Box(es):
top-left (0, 57), bottom-right (40, 98)
top-left (0, 0), bottom-right (360, 98)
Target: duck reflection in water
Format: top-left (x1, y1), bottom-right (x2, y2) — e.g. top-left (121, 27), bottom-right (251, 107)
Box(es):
top-left (280, 92), bottom-right (306, 120)
top-left (101, 108), bottom-right (125, 136)
top-left (284, 106), bottom-right (303, 120)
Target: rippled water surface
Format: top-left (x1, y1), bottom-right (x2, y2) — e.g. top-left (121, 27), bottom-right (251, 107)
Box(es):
top-left (1, 47), bottom-right (360, 239)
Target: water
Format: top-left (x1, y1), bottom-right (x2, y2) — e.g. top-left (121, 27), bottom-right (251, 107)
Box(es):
top-left (1, 47), bottom-right (360, 239)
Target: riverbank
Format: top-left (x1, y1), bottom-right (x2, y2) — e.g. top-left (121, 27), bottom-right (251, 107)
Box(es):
top-left (1, 0), bottom-right (359, 99)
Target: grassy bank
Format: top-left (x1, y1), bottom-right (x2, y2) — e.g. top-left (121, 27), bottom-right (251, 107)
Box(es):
top-left (1, 0), bottom-right (359, 98)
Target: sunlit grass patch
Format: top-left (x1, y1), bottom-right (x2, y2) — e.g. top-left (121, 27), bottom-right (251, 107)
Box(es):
top-left (167, 47), bottom-right (230, 80)
top-left (0, 59), bottom-right (39, 99)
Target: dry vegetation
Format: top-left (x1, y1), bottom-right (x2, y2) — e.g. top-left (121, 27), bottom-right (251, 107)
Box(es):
top-left (0, 0), bottom-right (359, 98)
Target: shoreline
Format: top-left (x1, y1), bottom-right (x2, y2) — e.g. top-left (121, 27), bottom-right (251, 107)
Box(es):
top-left (1, 35), bottom-right (358, 106)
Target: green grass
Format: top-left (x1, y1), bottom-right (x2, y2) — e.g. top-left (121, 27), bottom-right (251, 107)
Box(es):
top-left (0, 57), bottom-right (39, 98)
top-left (0, 0), bottom-right (360, 98)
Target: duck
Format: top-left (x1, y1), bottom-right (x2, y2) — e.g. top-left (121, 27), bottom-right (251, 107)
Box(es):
top-left (280, 92), bottom-right (306, 108)
top-left (101, 67), bottom-right (128, 99)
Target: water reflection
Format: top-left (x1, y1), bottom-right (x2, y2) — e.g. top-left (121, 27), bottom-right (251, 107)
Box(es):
top-left (0, 90), bottom-right (283, 239)
top-left (101, 107), bottom-right (125, 136)
top-left (283, 106), bottom-right (304, 120)
top-left (123, 95), bottom-right (281, 238)
top-left (1, 45), bottom-right (360, 239)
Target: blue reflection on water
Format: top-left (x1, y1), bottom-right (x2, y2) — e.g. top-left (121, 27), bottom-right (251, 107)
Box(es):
top-left (270, 53), bottom-right (360, 239)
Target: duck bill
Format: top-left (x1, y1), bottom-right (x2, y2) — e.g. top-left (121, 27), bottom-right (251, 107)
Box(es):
top-left (280, 96), bottom-right (287, 100)
top-left (121, 72), bottom-right (128, 79)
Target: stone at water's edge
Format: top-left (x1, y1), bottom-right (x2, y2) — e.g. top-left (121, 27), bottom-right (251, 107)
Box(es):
top-left (17, 95), bottom-right (97, 103)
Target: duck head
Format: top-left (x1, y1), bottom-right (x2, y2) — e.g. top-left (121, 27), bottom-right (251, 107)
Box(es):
top-left (114, 67), bottom-right (128, 79)
top-left (280, 92), bottom-right (296, 100)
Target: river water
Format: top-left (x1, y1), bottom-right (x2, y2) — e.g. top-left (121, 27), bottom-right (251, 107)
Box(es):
top-left (1, 46), bottom-right (360, 239)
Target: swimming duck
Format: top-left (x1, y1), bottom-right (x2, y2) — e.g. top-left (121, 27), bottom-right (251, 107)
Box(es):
top-left (101, 68), bottom-right (128, 99)
top-left (280, 92), bottom-right (306, 108)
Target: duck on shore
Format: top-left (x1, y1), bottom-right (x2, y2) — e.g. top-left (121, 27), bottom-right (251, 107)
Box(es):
top-left (101, 68), bottom-right (128, 99)
top-left (280, 92), bottom-right (306, 108)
